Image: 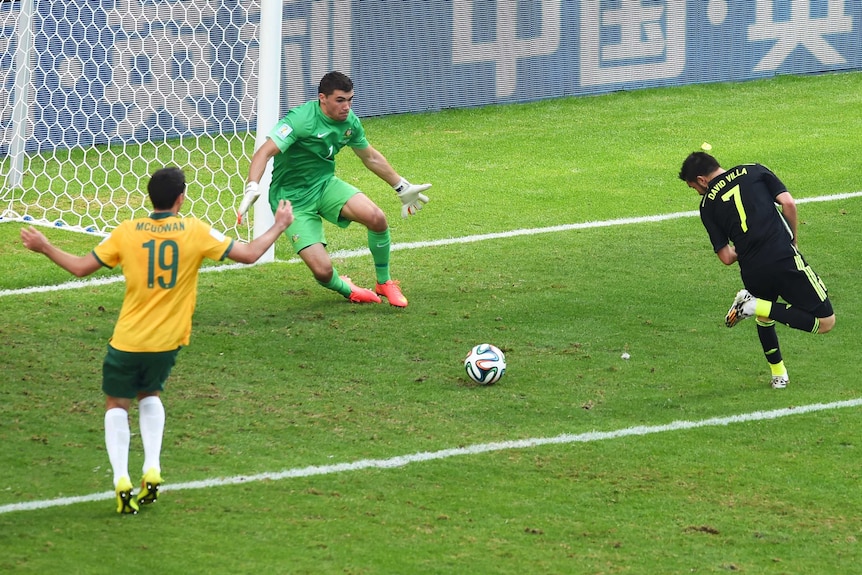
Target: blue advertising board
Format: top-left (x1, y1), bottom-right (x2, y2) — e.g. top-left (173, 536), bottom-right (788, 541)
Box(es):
top-left (1, 0), bottom-right (860, 153)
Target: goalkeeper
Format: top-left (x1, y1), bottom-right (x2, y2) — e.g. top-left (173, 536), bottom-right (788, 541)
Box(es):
top-left (238, 71), bottom-right (430, 307)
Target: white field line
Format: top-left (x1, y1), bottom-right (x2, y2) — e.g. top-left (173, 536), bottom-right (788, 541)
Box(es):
top-left (4, 191), bottom-right (861, 299)
top-left (3, 192), bottom-right (861, 515)
top-left (2, 397), bottom-right (861, 515)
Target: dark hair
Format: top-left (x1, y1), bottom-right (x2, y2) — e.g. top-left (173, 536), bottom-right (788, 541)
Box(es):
top-left (678, 152), bottom-right (720, 182)
top-left (318, 71), bottom-right (353, 96)
top-left (148, 167), bottom-right (186, 210)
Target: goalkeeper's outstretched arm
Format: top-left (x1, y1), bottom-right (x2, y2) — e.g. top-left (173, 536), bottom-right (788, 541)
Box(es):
top-left (351, 145), bottom-right (431, 218)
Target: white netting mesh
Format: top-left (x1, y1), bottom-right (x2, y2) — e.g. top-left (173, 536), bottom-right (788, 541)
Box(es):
top-left (1, 0), bottom-right (260, 238)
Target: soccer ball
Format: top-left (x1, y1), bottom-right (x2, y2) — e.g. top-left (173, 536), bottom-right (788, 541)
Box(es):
top-left (464, 343), bottom-right (506, 385)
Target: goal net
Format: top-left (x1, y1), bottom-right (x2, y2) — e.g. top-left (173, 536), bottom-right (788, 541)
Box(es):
top-left (1, 0), bottom-right (261, 240)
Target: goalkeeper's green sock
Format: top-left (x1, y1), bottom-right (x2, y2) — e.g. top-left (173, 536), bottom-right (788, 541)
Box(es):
top-left (368, 229), bottom-right (391, 284)
top-left (318, 268), bottom-right (351, 298)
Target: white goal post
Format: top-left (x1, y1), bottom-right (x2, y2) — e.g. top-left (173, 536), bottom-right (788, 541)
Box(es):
top-left (0, 0), bottom-right (282, 258)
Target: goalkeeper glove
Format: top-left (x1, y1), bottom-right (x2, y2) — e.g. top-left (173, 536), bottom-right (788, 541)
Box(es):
top-left (237, 181), bottom-right (260, 225)
top-left (393, 177), bottom-right (431, 218)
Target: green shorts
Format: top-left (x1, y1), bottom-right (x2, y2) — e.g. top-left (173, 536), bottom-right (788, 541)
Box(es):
top-left (102, 344), bottom-right (180, 399)
top-left (282, 177), bottom-right (360, 253)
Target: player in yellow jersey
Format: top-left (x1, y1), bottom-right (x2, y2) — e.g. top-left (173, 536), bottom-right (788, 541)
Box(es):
top-left (20, 167), bottom-right (294, 514)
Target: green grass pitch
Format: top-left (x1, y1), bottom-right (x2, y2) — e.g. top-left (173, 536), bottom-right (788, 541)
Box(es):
top-left (2, 71), bottom-right (862, 574)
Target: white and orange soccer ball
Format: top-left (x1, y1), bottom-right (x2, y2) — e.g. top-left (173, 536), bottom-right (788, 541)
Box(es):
top-left (464, 343), bottom-right (506, 385)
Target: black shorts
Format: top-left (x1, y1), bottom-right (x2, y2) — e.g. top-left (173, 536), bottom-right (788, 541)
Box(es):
top-left (741, 249), bottom-right (833, 318)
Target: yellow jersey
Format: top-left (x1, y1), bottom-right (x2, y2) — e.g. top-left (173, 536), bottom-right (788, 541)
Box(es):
top-left (93, 212), bottom-right (234, 352)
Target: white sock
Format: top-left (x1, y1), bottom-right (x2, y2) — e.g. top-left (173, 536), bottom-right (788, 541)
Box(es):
top-left (104, 408), bottom-right (131, 488)
top-left (138, 395), bottom-right (165, 475)
top-left (743, 297), bottom-right (758, 317)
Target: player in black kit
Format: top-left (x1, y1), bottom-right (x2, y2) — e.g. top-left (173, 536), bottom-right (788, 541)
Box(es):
top-left (679, 151), bottom-right (835, 389)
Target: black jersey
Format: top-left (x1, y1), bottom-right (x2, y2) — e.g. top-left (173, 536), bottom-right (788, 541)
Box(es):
top-left (699, 163), bottom-right (795, 269)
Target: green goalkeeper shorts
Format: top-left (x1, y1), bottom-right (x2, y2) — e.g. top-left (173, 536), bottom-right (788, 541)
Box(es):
top-left (283, 177), bottom-right (360, 253)
top-left (102, 344), bottom-right (180, 399)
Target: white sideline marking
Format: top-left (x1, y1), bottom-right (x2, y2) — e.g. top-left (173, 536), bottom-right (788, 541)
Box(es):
top-left (2, 398), bottom-right (861, 515)
top-left (2, 192), bottom-right (860, 515)
top-left (4, 191), bottom-right (861, 299)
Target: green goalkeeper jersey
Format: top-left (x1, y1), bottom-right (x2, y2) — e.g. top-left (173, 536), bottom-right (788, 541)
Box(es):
top-left (266, 100), bottom-right (369, 206)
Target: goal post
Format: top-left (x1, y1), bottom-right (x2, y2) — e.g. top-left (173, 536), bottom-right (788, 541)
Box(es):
top-left (250, 0), bottom-right (280, 263)
top-left (6, 0), bottom-right (34, 190)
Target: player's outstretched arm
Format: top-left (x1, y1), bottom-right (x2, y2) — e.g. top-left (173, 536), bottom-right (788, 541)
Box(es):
top-left (20, 226), bottom-right (102, 277)
top-left (352, 145), bottom-right (431, 218)
top-left (227, 200), bottom-right (294, 264)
